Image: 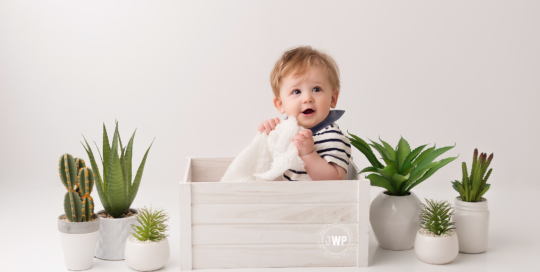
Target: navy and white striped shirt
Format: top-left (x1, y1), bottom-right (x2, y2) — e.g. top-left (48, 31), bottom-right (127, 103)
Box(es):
top-left (283, 110), bottom-right (351, 181)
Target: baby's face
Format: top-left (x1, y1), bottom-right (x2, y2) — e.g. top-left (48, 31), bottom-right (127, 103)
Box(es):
top-left (274, 65), bottom-right (339, 128)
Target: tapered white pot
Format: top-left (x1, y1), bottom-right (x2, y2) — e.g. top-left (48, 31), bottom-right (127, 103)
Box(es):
top-left (414, 230), bottom-right (459, 264)
top-left (370, 191), bottom-right (421, 250)
top-left (452, 197), bottom-right (489, 253)
top-left (125, 237), bottom-right (170, 271)
top-left (94, 209), bottom-right (139, 260)
top-left (58, 214), bottom-right (100, 271)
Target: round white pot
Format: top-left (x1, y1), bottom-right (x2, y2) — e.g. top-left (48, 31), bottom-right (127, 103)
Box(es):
top-left (414, 229), bottom-right (459, 264)
top-left (452, 197), bottom-right (489, 253)
top-left (370, 191), bottom-right (421, 250)
top-left (94, 209), bottom-right (139, 260)
top-left (58, 214), bottom-right (100, 271)
top-left (125, 237), bottom-right (170, 271)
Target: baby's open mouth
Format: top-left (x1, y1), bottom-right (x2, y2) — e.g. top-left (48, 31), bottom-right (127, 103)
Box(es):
top-left (302, 109), bottom-right (315, 114)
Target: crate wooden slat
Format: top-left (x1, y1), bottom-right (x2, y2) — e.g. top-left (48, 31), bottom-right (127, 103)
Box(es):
top-left (180, 157), bottom-right (370, 270)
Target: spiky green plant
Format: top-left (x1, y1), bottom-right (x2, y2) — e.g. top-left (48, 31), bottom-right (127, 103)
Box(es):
top-left (348, 133), bottom-right (458, 196)
top-left (451, 149), bottom-right (493, 202)
top-left (419, 199), bottom-right (456, 236)
top-left (131, 206), bottom-right (169, 242)
top-left (81, 121), bottom-right (155, 218)
top-left (59, 153), bottom-right (95, 222)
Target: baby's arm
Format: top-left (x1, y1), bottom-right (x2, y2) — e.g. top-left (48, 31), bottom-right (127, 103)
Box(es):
top-left (293, 129), bottom-right (347, 180)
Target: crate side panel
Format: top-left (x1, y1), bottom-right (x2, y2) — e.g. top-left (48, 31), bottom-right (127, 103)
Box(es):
top-left (191, 180), bottom-right (359, 204)
top-left (192, 244), bottom-right (357, 269)
top-left (191, 157), bottom-right (234, 182)
top-left (192, 203), bottom-right (358, 224)
top-left (192, 223), bottom-right (362, 245)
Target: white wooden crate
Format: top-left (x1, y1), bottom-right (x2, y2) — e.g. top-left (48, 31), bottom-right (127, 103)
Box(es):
top-left (179, 157), bottom-right (370, 270)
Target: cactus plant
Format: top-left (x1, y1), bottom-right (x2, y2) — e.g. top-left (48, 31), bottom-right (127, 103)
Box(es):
top-left (348, 133), bottom-right (458, 196)
top-left (131, 206), bottom-right (169, 242)
top-left (81, 121), bottom-right (154, 218)
top-left (59, 153), bottom-right (95, 222)
top-left (451, 149), bottom-right (493, 202)
top-left (419, 199), bottom-right (456, 236)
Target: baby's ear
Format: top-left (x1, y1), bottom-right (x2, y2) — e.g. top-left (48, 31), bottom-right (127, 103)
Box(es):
top-left (331, 90), bottom-right (340, 108)
top-left (273, 97), bottom-right (285, 114)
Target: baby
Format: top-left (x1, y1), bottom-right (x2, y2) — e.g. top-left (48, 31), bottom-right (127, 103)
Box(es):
top-left (258, 46), bottom-right (351, 181)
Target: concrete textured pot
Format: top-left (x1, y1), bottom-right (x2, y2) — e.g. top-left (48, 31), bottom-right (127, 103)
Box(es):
top-left (58, 214), bottom-right (100, 271)
top-left (453, 197), bottom-right (490, 253)
top-left (414, 230), bottom-right (459, 265)
top-left (370, 191), bottom-right (422, 250)
top-left (94, 208), bottom-right (139, 260)
top-left (125, 237), bottom-right (170, 271)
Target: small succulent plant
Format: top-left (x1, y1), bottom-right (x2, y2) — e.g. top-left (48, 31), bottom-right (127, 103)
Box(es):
top-left (451, 148), bottom-right (493, 202)
top-left (419, 199), bottom-right (456, 236)
top-left (131, 206), bottom-right (169, 242)
top-left (59, 153), bottom-right (95, 222)
top-left (348, 133), bottom-right (458, 196)
top-left (81, 121), bottom-right (155, 218)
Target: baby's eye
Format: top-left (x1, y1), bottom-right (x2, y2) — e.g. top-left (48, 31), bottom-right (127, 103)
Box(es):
top-left (293, 89), bottom-right (301, 95)
top-left (313, 87), bottom-right (321, 92)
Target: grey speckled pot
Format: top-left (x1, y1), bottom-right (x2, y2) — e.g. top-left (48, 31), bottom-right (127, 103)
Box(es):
top-left (94, 209), bottom-right (139, 260)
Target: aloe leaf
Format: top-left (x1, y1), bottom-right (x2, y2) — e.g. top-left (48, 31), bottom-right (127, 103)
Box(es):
top-left (81, 137), bottom-right (111, 213)
top-left (379, 136), bottom-right (395, 160)
top-left (369, 140), bottom-right (393, 162)
top-left (404, 144), bottom-right (428, 165)
top-left (128, 138), bottom-right (155, 208)
top-left (406, 156), bottom-right (458, 192)
top-left (392, 173), bottom-right (409, 194)
top-left (125, 129), bottom-right (136, 188)
top-left (382, 158), bottom-right (396, 169)
top-left (399, 161), bottom-right (414, 175)
top-left (107, 124), bottom-right (127, 217)
top-left (348, 132), bottom-right (383, 168)
top-left (359, 166), bottom-right (379, 174)
top-left (412, 145), bottom-right (435, 166)
top-left (395, 137), bottom-right (411, 172)
top-left (367, 173), bottom-right (397, 195)
top-left (377, 165), bottom-right (397, 180)
top-left (102, 123), bottom-right (111, 185)
top-left (404, 161), bottom-right (440, 190)
top-left (416, 144), bottom-right (456, 170)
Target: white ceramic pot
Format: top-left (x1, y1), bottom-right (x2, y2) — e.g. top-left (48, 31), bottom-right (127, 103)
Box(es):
top-left (125, 237), bottom-right (170, 271)
top-left (94, 209), bottom-right (139, 260)
top-left (414, 229), bottom-right (459, 264)
top-left (58, 214), bottom-right (100, 271)
top-left (370, 191), bottom-right (421, 250)
top-left (452, 197), bottom-right (489, 253)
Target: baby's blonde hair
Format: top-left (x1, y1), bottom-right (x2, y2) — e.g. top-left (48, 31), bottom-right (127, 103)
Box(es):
top-left (270, 46), bottom-right (340, 98)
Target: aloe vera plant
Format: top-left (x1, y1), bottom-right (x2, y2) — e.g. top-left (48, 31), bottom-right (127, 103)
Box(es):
top-left (451, 149), bottom-right (493, 202)
top-left (131, 206), bottom-right (169, 242)
top-left (419, 199), bottom-right (456, 236)
top-left (81, 121), bottom-right (154, 218)
top-left (348, 133), bottom-right (458, 196)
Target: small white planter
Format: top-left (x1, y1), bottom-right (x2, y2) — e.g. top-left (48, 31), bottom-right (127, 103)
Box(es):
top-left (414, 229), bottom-right (459, 264)
top-left (370, 191), bottom-right (421, 250)
top-left (452, 197), bottom-right (489, 253)
top-left (58, 214), bottom-right (100, 271)
top-left (94, 209), bottom-right (139, 260)
top-left (125, 237), bottom-right (170, 271)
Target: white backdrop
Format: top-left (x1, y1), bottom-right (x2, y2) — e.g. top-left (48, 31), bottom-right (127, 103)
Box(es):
top-left (1, 1), bottom-right (539, 271)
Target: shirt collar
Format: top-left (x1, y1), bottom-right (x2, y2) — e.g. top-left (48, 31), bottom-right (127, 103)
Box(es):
top-left (284, 109), bottom-right (345, 134)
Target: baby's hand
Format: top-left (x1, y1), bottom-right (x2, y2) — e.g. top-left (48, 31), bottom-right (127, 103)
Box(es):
top-left (258, 117), bottom-right (281, 135)
top-left (293, 129), bottom-right (315, 157)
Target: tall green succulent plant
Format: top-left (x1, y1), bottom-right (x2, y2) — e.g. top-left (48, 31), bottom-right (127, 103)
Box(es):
top-left (451, 149), bottom-right (493, 202)
top-left (59, 153), bottom-right (95, 222)
top-left (81, 121), bottom-right (154, 218)
top-left (348, 133), bottom-right (458, 196)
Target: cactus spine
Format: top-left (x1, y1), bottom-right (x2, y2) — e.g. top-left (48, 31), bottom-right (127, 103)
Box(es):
top-left (59, 153), bottom-right (95, 222)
